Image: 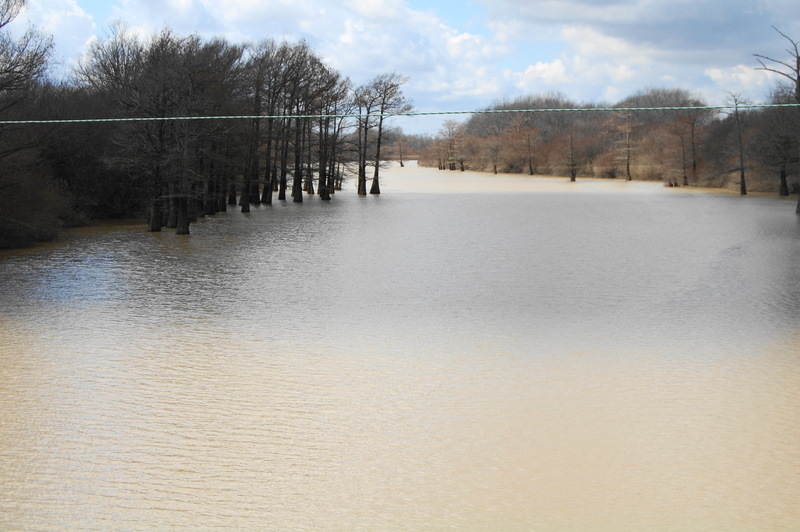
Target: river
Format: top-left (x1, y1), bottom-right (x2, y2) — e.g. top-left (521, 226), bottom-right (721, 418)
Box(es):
top-left (1, 162), bottom-right (799, 530)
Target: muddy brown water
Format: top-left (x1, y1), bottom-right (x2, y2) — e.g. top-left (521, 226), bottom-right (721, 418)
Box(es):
top-left (1, 163), bottom-right (799, 529)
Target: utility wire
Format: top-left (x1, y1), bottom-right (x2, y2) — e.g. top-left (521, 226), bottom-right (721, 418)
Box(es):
top-left (1, 103), bottom-right (798, 125)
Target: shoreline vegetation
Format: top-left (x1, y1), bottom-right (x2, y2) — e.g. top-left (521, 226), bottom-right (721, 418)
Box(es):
top-left (1, 0), bottom-right (799, 248)
top-left (411, 159), bottom-right (800, 199)
top-left (417, 86), bottom-right (800, 201)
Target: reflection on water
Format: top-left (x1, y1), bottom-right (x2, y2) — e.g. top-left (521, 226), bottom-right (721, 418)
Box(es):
top-left (1, 163), bottom-right (799, 529)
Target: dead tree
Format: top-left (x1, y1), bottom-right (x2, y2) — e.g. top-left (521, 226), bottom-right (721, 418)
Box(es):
top-left (755, 27), bottom-right (800, 211)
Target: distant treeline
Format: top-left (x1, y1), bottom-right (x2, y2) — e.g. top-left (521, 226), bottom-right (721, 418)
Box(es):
top-left (421, 86), bottom-right (800, 198)
top-left (0, 1), bottom-right (415, 248)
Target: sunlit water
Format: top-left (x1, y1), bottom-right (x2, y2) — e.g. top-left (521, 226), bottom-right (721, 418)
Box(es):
top-left (1, 162), bottom-right (799, 530)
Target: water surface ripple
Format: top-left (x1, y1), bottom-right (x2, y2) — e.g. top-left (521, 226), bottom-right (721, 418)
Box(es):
top-left (1, 164), bottom-right (799, 529)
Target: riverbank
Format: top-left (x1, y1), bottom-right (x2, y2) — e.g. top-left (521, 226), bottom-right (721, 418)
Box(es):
top-left (393, 160), bottom-right (800, 202)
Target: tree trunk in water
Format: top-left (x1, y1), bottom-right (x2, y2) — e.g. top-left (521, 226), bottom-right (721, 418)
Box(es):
top-left (189, 185), bottom-right (199, 222)
top-left (279, 171), bottom-right (287, 201)
top-left (261, 164), bottom-right (274, 203)
top-left (240, 177), bottom-right (251, 213)
top-left (147, 197), bottom-right (162, 232)
top-left (779, 163), bottom-right (789, 196)
top-left (569, 135), bottom-right (577, 182)
top-left (218, 179), bottom-right (228, 212)
top-left (734, 106), bottom-right (746, 195)
top-left (357, 164), bottom-right (367, 195)
top-left (204, 178), bottom-right (216, 216)
top-left (292, 173), bottom-right (303, 202)
top-left (320, 176), bottom-right (331, 200)
top-left (739, 167), bottom-right (747, 196)
top-left (176, 197), bottom-right (190, 235)
top-left (796, 139), bottom-right (800, 212)
top-left (278, 118), bottom-right (289, 200)
top-left (369, 173), bottom-right (380, 194)
top-left (166, 196), bottom-right (178, 229)
top-left (262, 174), bottom-right (273, 205)
top-left (262, 117), bottom-right (275, 202)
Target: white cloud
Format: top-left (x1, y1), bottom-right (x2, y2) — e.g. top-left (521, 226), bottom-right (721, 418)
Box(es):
top-left (705, 64), bottom-right (773, 92)
top-left (346, 0), bottom-right (404, 21)
top-left (513, 59), bottom-right (569, 87)
top-left (562, 25), bottom-right (653, 65)
top-left (6, 0), bottom-right (800, 133)
top-left (8, 0), bottom-right (96, 71)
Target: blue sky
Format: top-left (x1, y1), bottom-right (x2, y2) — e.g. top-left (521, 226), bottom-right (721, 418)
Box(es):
top-left (8, 0), bottom-right (800, 134)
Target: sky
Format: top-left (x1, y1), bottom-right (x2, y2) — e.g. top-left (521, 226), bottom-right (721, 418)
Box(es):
top-left (7, 0), bottom-right (800, 134)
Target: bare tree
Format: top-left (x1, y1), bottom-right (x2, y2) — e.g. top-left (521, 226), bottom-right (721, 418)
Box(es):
top-left (755, 26), bottom-right (800, 211)
top-left (368, 72), bottom-right (412, 194)
top-left (353, 82), bottom-right (379, 195)
top-left (725, 92), bottom-right (749, 195)
top-left (0, 0), bottom-right (59, 246)
top-left (439, 120), bottom-right (461, 170)
top-left (0, 0), bottom-right (52, 125)
top-left (0, 0), bottom-right (23, 29)
top-left (752, 84), bottom-right (797, 195)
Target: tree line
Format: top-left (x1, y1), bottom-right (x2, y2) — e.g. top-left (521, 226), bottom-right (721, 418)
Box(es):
top-left (421, 30), bottom-right (800, 214)
top-left (0, 0), bottom-right (411, 248)
top-left (422, 86), bottom-right (799, 196)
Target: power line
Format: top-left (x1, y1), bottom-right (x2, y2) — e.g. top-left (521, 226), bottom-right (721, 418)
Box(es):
top-left (1, 103), bottom-right (798, 125)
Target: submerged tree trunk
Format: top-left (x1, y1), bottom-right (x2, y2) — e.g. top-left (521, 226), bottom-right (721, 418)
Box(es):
top-left (370, 114), bottom-right (385, 195)
top-left (369, 176), bottom-right (380, 194)
top-left (218, 178), bottom-right (228, 212)
top-left (262, 172), bottom-right (274, 205)
top-left (176, 196), bottom-right (190, 235)
top-left (731, 99), bottom-right (747, 195)
top-left (292, 118), bottom-right (304, 203)
top-left (147, 196), bottom-right (162, 232)
top-left (681, 138), bottom-right (689, 186)
top-left (279, 171), bottom-right (287, 200)
top-left (240, 176), bottom-right (251, 212)
top-left (797, 142), bottom-right (800, 213)
top-left (569, 135), bottom-right (577, 182)
top-left (779, 161), bottom-right (789, 196)
top-left (261, 118), bottom-right (275, 204)
top-left (278, 119), bottom-right (289, 201)
top-left (166, 196), bottom-right (178, 228)
top-left (358, 166), bottom-right (367, 195)
top-left (625, 128), bottom-right (632, 181)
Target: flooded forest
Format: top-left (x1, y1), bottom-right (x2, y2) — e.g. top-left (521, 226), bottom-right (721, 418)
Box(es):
top-left (1, 0), bottom-right (799, 248)
top-left (0, 2), bottom-right (411, 247)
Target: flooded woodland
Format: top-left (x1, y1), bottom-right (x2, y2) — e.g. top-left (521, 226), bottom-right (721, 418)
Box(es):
top-left (2, 162), bottom-right (799, 530)
top-left (2, 2), bottom-right (800, 528)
